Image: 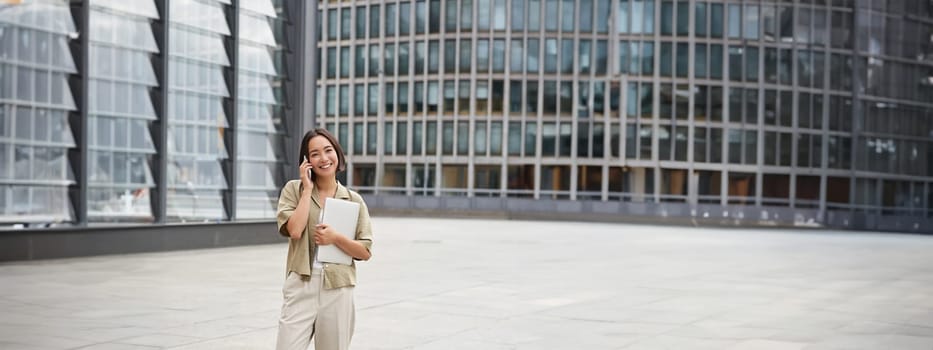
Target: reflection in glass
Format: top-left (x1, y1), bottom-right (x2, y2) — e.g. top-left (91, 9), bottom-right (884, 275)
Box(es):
top-left (84, 1), bottom-right (155, 221)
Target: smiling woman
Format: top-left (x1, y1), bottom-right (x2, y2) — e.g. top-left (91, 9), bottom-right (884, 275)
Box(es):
top-left (274, 128), bottom-right (374, 350)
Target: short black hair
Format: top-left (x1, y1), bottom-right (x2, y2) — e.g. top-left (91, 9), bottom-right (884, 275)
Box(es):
top-left (299, 128), bottom-right (347, 172)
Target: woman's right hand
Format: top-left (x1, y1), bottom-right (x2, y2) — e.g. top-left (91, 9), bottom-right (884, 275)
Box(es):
top-left (300, 157), bottom-right (314, 194)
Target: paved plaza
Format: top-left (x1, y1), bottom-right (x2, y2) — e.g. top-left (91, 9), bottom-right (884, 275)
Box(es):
top-left (1, 217), bottom-right (933, 349)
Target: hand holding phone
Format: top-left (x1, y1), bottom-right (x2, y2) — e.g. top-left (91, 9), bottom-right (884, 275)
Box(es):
top-left (302, 156), bottom-right (313, 180)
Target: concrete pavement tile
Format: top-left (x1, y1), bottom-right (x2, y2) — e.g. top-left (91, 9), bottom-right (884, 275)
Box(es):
top-left (801, 334), bottom-right (884, 350)
top-left (350, 330), bottom-right (437, 350)
top-left (665, 324), bottom-right (783, 340)
top-left (413, 338), bottom-right (518, 350)
top-left (0, 341), bottom-right (60, 350)
top-left (358, 305), bottom-right (493, 339)
top-left (618, 335), bottom-right (738, 349)
top-left (875, 335), bottom-right (933, 350)
top-left (167, 327), bottom-right (277, 350)
top-left (727, 339), bottom-right (808, 350)
top-left (118, 334), bottom-right (204, 348)
top-left (837, 320), bottom-right (933, 337)
top-left (160, 323), bottom-right (258, 339)
top-left (76, 343), bottom-right (161, 350)
top-left (0, 332), bottom-right (94, 349)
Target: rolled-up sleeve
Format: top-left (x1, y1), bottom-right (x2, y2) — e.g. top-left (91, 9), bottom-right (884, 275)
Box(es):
top-left (276, 181), bottom-right (298, 237)
top-left (351, 192), bottom-right (373, 258)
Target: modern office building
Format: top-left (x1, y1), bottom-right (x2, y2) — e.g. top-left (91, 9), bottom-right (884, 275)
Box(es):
top-left (0, 0), bottom-right (321, 260)
top-left (1, 0), bottom-right (932, 261)
top-left (315, 0), bottom-right (933, 233)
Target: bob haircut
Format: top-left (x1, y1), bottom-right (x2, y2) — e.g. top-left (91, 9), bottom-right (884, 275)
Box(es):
top-left (299, 128), bottom-right (347, 173)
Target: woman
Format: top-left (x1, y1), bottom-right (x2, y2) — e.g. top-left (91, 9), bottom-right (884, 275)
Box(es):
top-left (275, 128), bottom-right (373, 350)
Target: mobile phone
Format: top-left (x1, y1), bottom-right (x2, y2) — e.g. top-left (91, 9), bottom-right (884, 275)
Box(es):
top-left (303, 156), bottom-right (313, 180)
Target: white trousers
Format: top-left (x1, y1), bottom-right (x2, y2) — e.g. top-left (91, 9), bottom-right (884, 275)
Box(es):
top-left (275, 270), bottom-right (355, 350)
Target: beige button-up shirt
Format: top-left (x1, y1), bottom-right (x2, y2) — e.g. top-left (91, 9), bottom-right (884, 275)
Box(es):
top-left (276, 180), bottom-right (373, 289)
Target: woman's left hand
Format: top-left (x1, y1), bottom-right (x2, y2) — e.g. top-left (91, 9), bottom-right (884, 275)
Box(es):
top-left (313, 223), bottom-right (340, 245)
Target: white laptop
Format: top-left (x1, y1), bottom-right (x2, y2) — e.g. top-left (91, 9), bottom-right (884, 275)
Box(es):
top-left (316, 197), bottom-right (360, 265)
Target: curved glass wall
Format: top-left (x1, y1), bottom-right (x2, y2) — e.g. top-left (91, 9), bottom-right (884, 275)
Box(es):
top-left (0, 0), bottom-right (292, 228)
top-left (167, 0), bottom-right (232, 220)
top-left (0, 1), bottom-right (78, 224)
top-left (317, 0), bottom-right (933, 222)
top-left (87, 0), bottom-right (159, 221)
top-left (236, 0), bottom-right (285, 219)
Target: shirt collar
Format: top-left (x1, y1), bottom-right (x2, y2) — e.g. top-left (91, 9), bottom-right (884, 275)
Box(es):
top-left (307, 180), bottom-right (350, 208)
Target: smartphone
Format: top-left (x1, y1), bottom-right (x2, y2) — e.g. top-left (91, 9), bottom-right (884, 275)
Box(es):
top-left (303, 156), bottom-right (313, 180)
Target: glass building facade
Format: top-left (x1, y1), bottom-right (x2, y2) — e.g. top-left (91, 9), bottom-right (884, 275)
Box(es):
top-left (315, 0), bottom-right (933, 232)
top-left (3, 0), bottom-right (932, 234)
top-left (1, 0), bottom-right (293, 226)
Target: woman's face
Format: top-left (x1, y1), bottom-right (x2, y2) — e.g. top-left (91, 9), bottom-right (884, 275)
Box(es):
top-left (307, 135), bottom-right (339, 178)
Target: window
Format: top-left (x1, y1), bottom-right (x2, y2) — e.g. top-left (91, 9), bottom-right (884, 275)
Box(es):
top-left (661, 1), bottom-right (673, 35)
top-left (511, 39), bottom-right (524, 73)
top-left (445, 0), bottom-right (457, 32)
top-left (744, 5), bottom-right (759, 40)
top-left (413, 121), bottom-right (423, 154)
top-left (460, 39), bottom-right (472, 73)
top-left (340, 46), bottom-right (350, 78)
top-left (477, 39), bottom-right (490, 73)
top-left (357, 7), bottom-right (367, 39)
top-left (426, 121), bottom-right (438, 154)
top-left (580, 0), bottom-right (593, 33)
top-left (428, 41), bottom-right (439, 73)
top-left (475, 165), bottom-right (500, 191)
top-left (490, 121), bottom-right (502, 154)
top-left (354, 84), bottom-right (365, 114)
top-left (676, 1), bottom-right (689, 36)
top-left (545, 39), bottom-right (557, 73)
top-left (355, 45), bottom-right (365, 77)
top-left (710, 44), bottom-right (723, 79)
top-left (382, 164), bottom-right (406, 188)
top-left (475, 121), bottom-right (487, 154)
top-left (676, 43), bottom-right (688, 77)
top-left (367, 123), bottom-right (377, 154)
top-left (695, 44), bottom-right (707, 78)
top-left (561, 39), bottom-right (574, 74)
top-left (727, 4), bottom-right (741, 39)
top-left (728, 172), bottom-right (756, 205)
top-left (494, 0), bottom-right (507, 30)
top-left (457, 122), bottom-right (470, 155)
top-left (400, 2), bottom-right (411, 35)
top-left (442, 121), bottom-right (454, 155)
top-left (508, 165), bottom-right (535, 195)
top-left (461, 0), bottom-right (473, 31)
top-left (493, 40), bottom-right (506, 73)
top-left (429, 0), bottom-right (441, 33)
top-left (341, 8), bottom-right (351, 39)
top-left (370, 5), bottom-right (381, 38)
top-left (444, 40), bottom-right (455, 73)
top-left (710, 3), bottom-right (723, 37)
top-left (546, 0), bottom-right (559, 32)
top-left (512, 0), bottom-right (525, 31)
top-left (416, 1), bottom-right (427, 34)
top-left (398, 43), bottom-right (409, 75)
top-left (561, 0), bottom-right (575, 32)
top-left (478, 0), bottom-right (491, 30)
top-left (527, 39), bottom-right (539, 73)
top-left (508, 121), bottom-right (521, 155)
top-left (396, 122), bottom-right (408, 155)
top-left (695, 2), bottom-right (707, 36)
top-left (579, 40), bottom-right (591, 74)
top-left (413, 163), bottom-right (435, 195)
top-left (529, 0), bottom-right (541, 31)
top-left (352, 164), bottom-right (376, 188)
